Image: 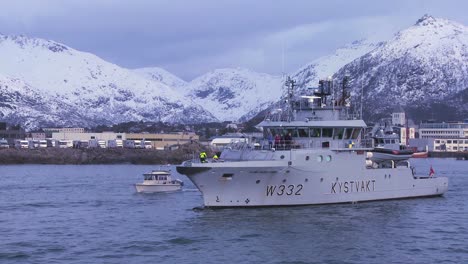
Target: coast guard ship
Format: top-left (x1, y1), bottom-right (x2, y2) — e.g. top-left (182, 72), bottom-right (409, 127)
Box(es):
top-left (176, 77), bottom-right (448, 208)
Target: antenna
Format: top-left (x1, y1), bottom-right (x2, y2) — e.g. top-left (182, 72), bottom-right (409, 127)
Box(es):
top-left (360, 78), bottom-right (363, 119)
top-left (360, 59), bottom-right (364, 120)
top-left (281, 39), bottom-right (285, 76)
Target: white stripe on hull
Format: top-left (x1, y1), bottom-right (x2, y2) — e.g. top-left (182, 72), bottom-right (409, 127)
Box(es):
top-left (135, 184), bottom-right (181, 193)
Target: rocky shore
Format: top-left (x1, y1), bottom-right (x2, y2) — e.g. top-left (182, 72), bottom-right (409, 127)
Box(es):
top-left (0, 143), bottom-right (211, 165)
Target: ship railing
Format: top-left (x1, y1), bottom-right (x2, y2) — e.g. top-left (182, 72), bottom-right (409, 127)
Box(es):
top-left (252, 139), bottom-right (369, 151)
top-left (224, 141), bottom-right (252, 151)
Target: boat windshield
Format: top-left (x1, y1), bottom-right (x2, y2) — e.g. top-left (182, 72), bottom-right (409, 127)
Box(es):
top-left (144, 174), bottom-right (155, 180)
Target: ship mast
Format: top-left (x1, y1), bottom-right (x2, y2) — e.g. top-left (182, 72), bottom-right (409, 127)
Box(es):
top-left (284, 76), bottom-right (296, 122)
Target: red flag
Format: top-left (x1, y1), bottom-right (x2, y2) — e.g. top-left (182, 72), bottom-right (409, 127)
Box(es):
top-left (429, 166), bottom-right (435, 177)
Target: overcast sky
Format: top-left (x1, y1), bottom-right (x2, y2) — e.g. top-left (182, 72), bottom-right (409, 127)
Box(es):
top-left (1, 0), bottom-right (467, 81)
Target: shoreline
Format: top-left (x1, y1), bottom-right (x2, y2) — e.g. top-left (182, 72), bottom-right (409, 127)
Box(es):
top-left (0, 145), bottom-right (207, 165)
top-left (1, 148), bottom-right (466, 165)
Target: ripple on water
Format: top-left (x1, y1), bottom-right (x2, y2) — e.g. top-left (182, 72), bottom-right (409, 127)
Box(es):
top-left (0, 252), bottom-right (31, 260)
top-left (239, 233), bottom-right (262, 239)
top-left (166, 237), bottom-right (198, 245)
top-left (120, 241), bottom-right (167, 252)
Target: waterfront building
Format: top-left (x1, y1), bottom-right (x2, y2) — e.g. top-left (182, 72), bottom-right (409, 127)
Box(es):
top-left (51, 131), bottom-right (125, 141)
top-left (419, 121), bottom-right (468, 151)
top-left (0, 123), bottom-right (27, 146)
top-left (126, 132), bottom-right (198, 150)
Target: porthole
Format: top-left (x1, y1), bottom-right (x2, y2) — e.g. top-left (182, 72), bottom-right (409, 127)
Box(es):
top-left (280, 155), bottom-right (285, 159)
top-left (325, 155), bottom-right (332, 162)
top-left (316, 155), bottom-right (323, 162)
top-left (306, 156), bottom-right (310, 161)
top-left (256, 180), bottom-right (260, 184)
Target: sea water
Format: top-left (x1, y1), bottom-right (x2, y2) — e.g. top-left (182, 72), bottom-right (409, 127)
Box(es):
top-left (0, 158), bottom-right (467, 264)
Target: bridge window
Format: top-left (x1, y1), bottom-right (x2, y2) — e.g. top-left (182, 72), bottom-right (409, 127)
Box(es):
top-left (352, 128), bottom-right (361, 139)
top-left (297, 128), bottom-right (309, 137)
top-left (322, 128), bottom-right (333, 138)
top-left (344, 128), bottom-right (353, 140)
top-left (311, 128), bottom-right (321, 137)
top-left (333, 128), bottom-right (344, 139)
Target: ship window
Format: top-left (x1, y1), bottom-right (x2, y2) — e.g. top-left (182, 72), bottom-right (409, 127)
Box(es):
top-left (344, 128), bottom-right (353, 140)
top-left (351, 128), bottom-right (361, 139)
top-left (317, 155), bottom-right (323, 162)
top-left (311, 128), bottom-right (321, 137)
top-left (322, 128), bottom-right (333, 138)
top-left (326, 155), bottom-right (332, 162)
top-left (305, 156), bottom-right (310, 161)
top-left (333, 128), bottom-right (344, 139)
top-left (222, 173), bottom-right (234, 178)
top-left (297, 127), bottom-right (309, 137)
top-left (286, 129), bottom-right (295, 137)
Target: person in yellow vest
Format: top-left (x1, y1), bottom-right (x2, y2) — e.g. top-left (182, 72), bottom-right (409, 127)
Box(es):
top-left (199, 152), bottom-right (207, 163)
top-left (213, 154), bottom-right (219, 162)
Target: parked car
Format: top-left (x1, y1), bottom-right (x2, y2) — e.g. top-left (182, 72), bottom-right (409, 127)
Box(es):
top-left (0, 139), bottom-right (9, 148)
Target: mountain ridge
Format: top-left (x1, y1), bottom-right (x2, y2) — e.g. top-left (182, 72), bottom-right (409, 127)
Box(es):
top-left (0, 14), bottom-right (467, 130)
top-left (0, 33), bottom-right (217, 130)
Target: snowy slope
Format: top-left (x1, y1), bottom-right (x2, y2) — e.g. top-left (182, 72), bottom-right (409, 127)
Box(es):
top-left (333, 15), bottom-right (468, 121)
top-left (0, 34), bottom-right (217, 129)
top-left (292, 38), bottom-right (385, 90)
top-left (133, 67), bottom-right (188, 91)
top-left (183, 68), bottom-right (283, 122)
top-left (180, 39), bottom-right (386, 123)
top-left (0, 74), bottom-right (92, 129)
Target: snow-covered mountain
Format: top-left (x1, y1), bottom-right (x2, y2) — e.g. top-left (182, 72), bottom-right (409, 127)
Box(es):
top-left (178, 40), bottom-right (387, 123)
top-left (0, 74), bottom-right (84, 128)
top-left (133, 67), bottom-right (188, 91)
top-left (0, 34), bottom-right (216, 129)
top-left (1, 14), bottom-right (466, 130)
top-left (333, 15), bottom-right (468, 122)
top-left (292, 38), bottom-right (385, 90)
top-left (183, 68), bottom-right (283, 122)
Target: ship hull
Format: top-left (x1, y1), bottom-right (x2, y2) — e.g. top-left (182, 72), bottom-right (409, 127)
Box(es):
top-left (135, 184), bottom-right (181, 193)
top-left (177, 149), bottom-right (448, 207)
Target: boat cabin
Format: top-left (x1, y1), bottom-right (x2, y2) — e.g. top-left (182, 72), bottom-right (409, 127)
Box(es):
top-left (143, 171), bottom-right (171, 181)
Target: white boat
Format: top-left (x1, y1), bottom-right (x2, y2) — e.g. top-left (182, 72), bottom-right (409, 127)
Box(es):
top-left (135, 169), bottom-right (183, 193)
top-left (176, 76), bottom-right (448, 208)
top-left (368, 119), bottom-right (414, 162)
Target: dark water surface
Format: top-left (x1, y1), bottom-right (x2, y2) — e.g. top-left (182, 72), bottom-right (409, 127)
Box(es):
top-left (1, 159), bottom-right (467, 264)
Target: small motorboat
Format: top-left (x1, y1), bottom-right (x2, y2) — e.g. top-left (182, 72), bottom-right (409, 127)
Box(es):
top-left (368, 120), bottom-right (413, 162)
top-left (411, 151), bottom-right (429, 158)
top-left (135, 169), bottom-right (183, 193)
top-left (369, 147), bottom-right (414, 162)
